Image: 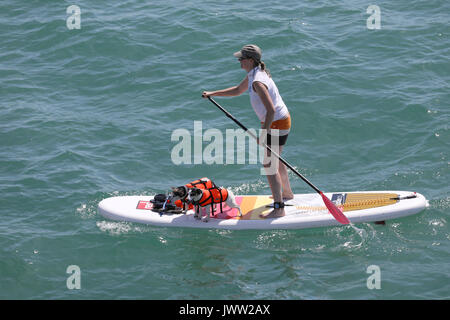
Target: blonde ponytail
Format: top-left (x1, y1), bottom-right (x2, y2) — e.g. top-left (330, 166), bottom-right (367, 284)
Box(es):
top-left (251, 58), bottom-right (272, 77)
top-left (260, 61), bottom-right (271, 78)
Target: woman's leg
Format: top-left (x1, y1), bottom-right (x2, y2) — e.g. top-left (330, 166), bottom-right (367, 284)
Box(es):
top-left (266, 145), bottom-right (294, 201)
top-left (260, 145), bottom-right (285, 218)
top-left (277, 146), bottom-right (294, 200)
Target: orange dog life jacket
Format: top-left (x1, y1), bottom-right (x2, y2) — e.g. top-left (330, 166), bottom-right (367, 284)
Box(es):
top-left (193, 187), bottom-right (229, 207)
top-left (174, 177), bottom-right (217, 209)
top-left (185, 177), bottom-right (216, 190)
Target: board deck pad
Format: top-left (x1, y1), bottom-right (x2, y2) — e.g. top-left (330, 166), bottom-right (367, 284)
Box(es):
top-left (136, 193), bottom-right (400, 220)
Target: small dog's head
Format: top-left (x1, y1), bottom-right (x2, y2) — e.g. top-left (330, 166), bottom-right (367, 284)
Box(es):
top-left (187, 187), bottom-right (203, 203)
top-left (170, 186), bottom-right (188, 200)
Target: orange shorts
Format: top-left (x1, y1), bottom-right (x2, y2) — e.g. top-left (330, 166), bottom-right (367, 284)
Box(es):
top-left (269, 116), bottom-right (291, 130)
top-left (261, 115), bottom-right (291, 130)
top-left (261, 115), bottom-right (291, 146)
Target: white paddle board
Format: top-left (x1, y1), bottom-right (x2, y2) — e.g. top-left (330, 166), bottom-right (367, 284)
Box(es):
top-left (98, 191), bottom-right (428, 230)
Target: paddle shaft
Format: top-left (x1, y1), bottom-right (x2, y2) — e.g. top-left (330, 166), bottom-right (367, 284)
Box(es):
top-left (207, 96), bottom-right (321, 194)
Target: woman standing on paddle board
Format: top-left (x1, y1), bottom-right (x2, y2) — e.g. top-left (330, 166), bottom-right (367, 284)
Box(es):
top-left (202, 44), bottom-right (293, 218)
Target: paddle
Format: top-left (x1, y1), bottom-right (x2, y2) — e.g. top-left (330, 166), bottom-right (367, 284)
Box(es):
top-left (205, 96), bottom-right (350, 225)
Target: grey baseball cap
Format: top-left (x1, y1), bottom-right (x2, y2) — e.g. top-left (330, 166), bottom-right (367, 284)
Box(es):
top-left (233, 44), bottom-right (262, 61)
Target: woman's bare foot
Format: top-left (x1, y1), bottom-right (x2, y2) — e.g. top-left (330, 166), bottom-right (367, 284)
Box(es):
top-left (282, 192), bottom-right (294, 200)
top-left (259, 208), bottom-right (285, 219)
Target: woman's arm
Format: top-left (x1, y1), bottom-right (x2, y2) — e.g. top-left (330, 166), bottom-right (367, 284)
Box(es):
top-left (202, 76), bottom-right (248, 98)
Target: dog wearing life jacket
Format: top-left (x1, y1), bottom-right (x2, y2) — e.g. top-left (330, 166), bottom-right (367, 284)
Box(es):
top-left (170, 177), bottom-right (217, 211)
top-left (187, 187), bottom-right (242, 222)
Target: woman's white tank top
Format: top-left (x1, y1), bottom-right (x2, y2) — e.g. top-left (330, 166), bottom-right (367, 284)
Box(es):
top-left (247, 66), bottom-right (289, 122)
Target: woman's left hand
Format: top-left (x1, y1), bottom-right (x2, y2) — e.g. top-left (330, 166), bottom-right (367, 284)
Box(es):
top-left (202, 91), bottom-right (213, 98)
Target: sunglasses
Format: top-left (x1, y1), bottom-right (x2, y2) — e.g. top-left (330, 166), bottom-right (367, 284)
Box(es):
top-left (238, 56), bottom-right (251, 61)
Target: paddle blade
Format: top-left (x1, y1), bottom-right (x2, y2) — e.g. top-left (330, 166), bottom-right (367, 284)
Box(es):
top-left (320, 192), bottom-right (350, 225)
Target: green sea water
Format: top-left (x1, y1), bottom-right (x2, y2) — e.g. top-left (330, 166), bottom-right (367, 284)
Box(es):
top-left (0, 0), bottom-right (449, 299)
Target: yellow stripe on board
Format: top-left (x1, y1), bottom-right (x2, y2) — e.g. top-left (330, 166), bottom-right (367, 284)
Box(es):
top-left (236, 193), bottom-right (398, 219)
top-left (235, 196), bottom-right (257, 220)
top-left (344, 193), bottom-right (398, 212)
top-left (246, 196), bottom-right (273, 220)
top-left (294, 193), bottom-right (398, 213)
